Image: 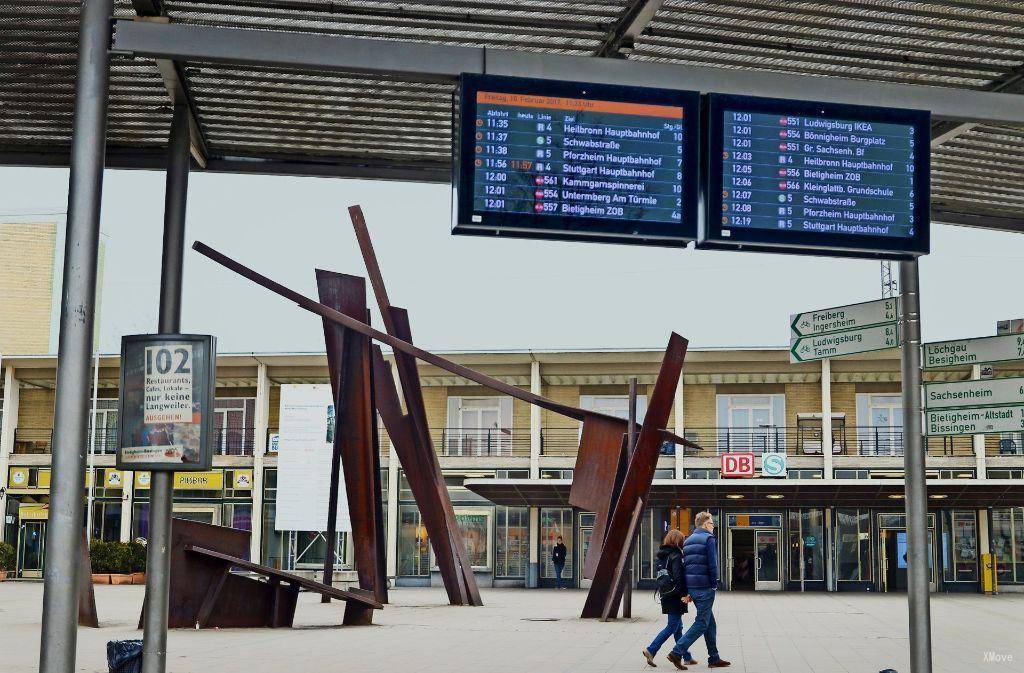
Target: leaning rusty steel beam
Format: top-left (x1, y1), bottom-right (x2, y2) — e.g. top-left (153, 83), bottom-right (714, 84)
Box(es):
top-left (316, 271), bottom-right (388, 621)
top-left (193, 241), bottom-right (596, 422)
top-left (350, 206), bottom-right (481, 605)
top-left (193, 240), bottom-right (707, 457)
top-left (571, 415), bottom-right (628, 580)
top-left (372, 347), bottom-right (476, 605)
top-left (581, 333), bottom-right (688, 619)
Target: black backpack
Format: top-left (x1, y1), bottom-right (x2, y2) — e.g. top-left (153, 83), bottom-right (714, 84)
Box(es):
top-left (654, 550), bottom-right (681, 598)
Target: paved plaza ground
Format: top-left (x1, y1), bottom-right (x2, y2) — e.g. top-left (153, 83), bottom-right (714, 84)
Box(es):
top-left (1, 582), bottom-right (1021, 673)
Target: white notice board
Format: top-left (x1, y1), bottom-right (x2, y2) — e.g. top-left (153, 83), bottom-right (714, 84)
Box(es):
top-left (274, 384), bottom-right (350, 532)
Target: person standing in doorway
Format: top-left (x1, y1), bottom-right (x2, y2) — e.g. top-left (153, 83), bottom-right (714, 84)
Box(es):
top-left (643, 529), bottom-right (689, 667)
top-left (552, 536), bottom-right (568, 589)
top-left (667, 511), bottom-right (731, 670)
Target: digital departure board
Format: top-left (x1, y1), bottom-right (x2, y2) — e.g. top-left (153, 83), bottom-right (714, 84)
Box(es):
top-left (453, 74), bottom-right (700, 246)
top-left (700, 94), bottom-right (930, 259)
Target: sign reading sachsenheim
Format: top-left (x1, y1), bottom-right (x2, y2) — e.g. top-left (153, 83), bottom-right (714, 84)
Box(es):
top-left (116, 334), bottom-right (216, 472)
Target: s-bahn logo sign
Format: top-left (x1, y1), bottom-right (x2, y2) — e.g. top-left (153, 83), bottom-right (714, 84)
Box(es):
top-left (721, 452), bottom-right (755, 478)
top-left (761, 453), bottom-right (787, 478)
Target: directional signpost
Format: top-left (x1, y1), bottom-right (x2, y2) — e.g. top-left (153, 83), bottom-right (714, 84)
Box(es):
top-left (922, 334), bottom-right (1024, 369)
top-left (790, 298), bottom-right (899, 363)
top-left (923, 375), bottom-right (1024, 436)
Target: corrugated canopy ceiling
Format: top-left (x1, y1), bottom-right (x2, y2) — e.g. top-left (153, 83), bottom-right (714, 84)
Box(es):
top-left (2, 1), bottom-right (1024, 230)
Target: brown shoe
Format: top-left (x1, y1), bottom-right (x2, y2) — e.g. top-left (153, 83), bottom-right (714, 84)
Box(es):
top-left (666, 653), bottom-right (688, 670)
top-left (685, 660), bottom-right (699, 666)
top-left (708, 660), bottom-right (732, 668)
top-left (642, 649), bottom-right (657, 667)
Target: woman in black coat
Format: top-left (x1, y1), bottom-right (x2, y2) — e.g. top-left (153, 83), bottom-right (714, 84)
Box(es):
top-left (643, 529), bottom-right (693, 668)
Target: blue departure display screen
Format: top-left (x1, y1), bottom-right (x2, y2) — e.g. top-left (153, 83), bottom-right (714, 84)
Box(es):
top-left (453, 74), bottom-right (700, 246)
top-left (701, 94), bottom-right (930, 259)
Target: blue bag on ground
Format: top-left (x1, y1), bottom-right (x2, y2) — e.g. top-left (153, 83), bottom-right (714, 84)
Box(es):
top-left (107, 639), bottom-right (143, 673)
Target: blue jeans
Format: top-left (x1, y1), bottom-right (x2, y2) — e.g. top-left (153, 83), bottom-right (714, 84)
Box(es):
top-left (670, 587), bottom-right (720, 663)
top-left (554, 562), bottom-right (565, 588)
top-left (647, 612), bottom-right (683, 655)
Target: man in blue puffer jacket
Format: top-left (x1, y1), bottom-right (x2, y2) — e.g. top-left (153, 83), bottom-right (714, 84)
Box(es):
top-left (667, 511), bottom-right (731, 670)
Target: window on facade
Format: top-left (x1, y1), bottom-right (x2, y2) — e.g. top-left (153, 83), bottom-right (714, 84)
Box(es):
top-left (787, 469), bottom-right (823, 479)
top-left (90, 501), bottom-right (121, 542)
top-left (992, 507), bottom-right (1024, 584)
top-left (836, 509), bottom-right (872, 581)
top-left (988, 469), bottom-right (1024, 479)
top-left (942, 510), bottom-right (978, 582)
top-left (652, 468), bottom-right (674, 479)
top-left (90, 399), bottom-right (119, 454)
top-left (580, 395), bottom-right (648, 421)
top-left (715, 394), bottom-right (785, 454)
top-left (495, 507), bottom-right (528, 578)
top-left (788, 509), bottom-right (825, 582)
top-left (496, 469), bottom-right (530, 479)
top-left (213, 397), bottom-right (256, 455)
top-left (540, 508), bottom-right (573, 579)
top-left (684, 469), bottom-right (720, 479)
top-left (932, 469), bottom-right (975, 479)
top-left (398, 505), bottom-right (430, 576)
top-left (448, 510), bottom-right (491, 570)
top-left (445, 396), bottom-right (513, 456)
top-left (540, 469), bottom-right (573, 480)
top-left (834, 469), bottom-right (869, 480)
top-left (856, 393), bottom-right (903, 456)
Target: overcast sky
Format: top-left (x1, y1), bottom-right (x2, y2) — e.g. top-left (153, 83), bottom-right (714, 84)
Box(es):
top-left (2, 165), bottom-right (1021, 355)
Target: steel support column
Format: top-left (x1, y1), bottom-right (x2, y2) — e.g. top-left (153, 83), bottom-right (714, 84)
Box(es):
top-left (899, 260), bottom-right (933, 673)
top-left (141, 104), bottom-right (191, 673)
top-left (39, 1), bottom-right (113, 671)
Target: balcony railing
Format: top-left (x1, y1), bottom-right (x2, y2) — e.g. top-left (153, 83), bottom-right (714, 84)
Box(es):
top-left (212, 427), bottom-right (255, 456)
top-left (665, 426), bottom-right (976, 458)
top-left (13, 428), bottom-right (52, 454)
top-left (985, 432), bottom-right (1024, 457)
top-left (12, 426), bottom-right (254, 456)
top-left (539, 428), bottom-right (579, 456)
top-left (435, 427), bottom-right (529, 457)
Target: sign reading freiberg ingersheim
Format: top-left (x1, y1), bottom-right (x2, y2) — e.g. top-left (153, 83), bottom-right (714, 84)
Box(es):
top-left (790, 298), bottom-right (899, 363)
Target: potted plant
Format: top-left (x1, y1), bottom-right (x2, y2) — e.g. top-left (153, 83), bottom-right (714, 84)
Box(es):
top-left (90, 540), bottom-right (111, 584)
top-left (109, 542), bottom-right (134, 585)
top-left (0, 541), bottom-right (15, 581)
top-left (129, 541), bottom-right (147, 585)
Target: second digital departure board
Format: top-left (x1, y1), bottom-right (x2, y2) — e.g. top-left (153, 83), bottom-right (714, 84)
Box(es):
top-left (453, 74), bottom-right (700, 246)
top-left (700, 94), bottom-right (930, 259)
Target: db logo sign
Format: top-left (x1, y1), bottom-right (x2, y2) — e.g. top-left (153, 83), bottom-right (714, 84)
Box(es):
top-left (721, 453), bottom-right (755, 478)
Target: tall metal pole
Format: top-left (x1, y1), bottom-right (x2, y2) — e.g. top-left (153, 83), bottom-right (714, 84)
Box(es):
top-left (899, 259), bottom-right (933, 673)
top-left (141, 104), bottom-right (191, 673)
top-left (39, 1), bottom-right (113, 671)
top-left (86, 352), bottom-right (100, 542)
top-left (621, 377), bottom-right (638, 619)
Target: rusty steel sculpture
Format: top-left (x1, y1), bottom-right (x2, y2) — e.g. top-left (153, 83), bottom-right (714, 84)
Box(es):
top-left (316, 269), bottom-right (390, 620)
top-left (349, 206), bottom-right (482, 606)
top-left (191, 205), bottom-right (696, 620)
top-left (138, 519), bottom-right (381, 629)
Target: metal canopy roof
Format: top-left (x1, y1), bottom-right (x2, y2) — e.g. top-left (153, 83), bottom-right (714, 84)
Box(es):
top-left (4, 2), bottom-right (1024, 230)
top-left (464, 477), bottom-right (1024, 508)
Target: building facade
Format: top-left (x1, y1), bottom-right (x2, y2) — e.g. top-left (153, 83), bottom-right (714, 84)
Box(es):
top-left (1, 348), bottom-right (1022, 593)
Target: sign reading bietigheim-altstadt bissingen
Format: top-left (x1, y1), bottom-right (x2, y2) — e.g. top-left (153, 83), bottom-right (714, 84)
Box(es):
top-left (117, 334), bottom-right (216, 472)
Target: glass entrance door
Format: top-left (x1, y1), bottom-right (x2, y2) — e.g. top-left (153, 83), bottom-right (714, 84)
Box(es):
top-left (754, 529), bottom-right (782, 590)
top-left (880, 527), bottom-right (936, 591)
top-left (17, 521), bottom-right (46, 578)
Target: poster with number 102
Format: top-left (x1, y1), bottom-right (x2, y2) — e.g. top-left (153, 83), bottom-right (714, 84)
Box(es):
top-left (117, 334), bottom-right (216, 471)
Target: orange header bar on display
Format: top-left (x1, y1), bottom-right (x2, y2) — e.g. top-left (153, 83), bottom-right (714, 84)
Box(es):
top-left (477, 91), bottom-right (683, 119)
